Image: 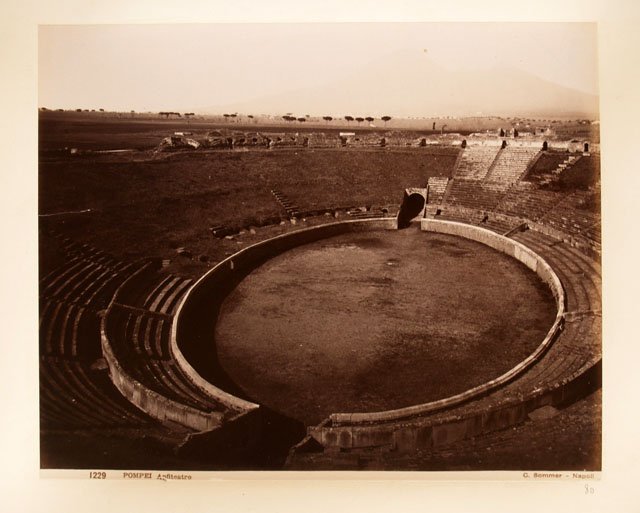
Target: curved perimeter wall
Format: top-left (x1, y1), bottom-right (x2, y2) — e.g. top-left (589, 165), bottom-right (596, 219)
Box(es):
top-left (305, 220), bottom-right (583, 452)
top-left (171, 218), bottom-right (399, 417)
top-left (100, 263), bottom-right (230, 432)
top-left (324, 219), bottom-right (565, 427)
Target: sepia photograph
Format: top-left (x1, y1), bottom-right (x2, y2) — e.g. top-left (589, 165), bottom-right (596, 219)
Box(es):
top-left (36, 21), bottom-right (603, 473)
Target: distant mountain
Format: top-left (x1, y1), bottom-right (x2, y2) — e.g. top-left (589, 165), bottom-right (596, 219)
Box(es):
top-left (199, 50), bottom-right (598, 119)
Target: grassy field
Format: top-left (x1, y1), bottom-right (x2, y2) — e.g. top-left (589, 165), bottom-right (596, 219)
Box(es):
top-left (39, 148), bottom-right (458, 276)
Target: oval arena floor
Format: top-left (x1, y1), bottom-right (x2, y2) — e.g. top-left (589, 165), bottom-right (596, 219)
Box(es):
top-left (215, 228), bottom-right (556, 425)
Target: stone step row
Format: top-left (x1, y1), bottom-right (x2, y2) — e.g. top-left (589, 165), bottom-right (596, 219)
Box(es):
top-left (271, 189), bottom-right (300, 218)
top-left (39, 299), bottom-right (99, 359)
top-left (512, 231), bottom-right (601, 313)
top-left (346, 210), bottom-right (387, 219)
top-left (454, 147), bottom-right (500, 180)
top-left (444, 179), bottom-right (508, 212)
top-left (40, 258), bottom-right (136, 310)
top-left (40, 356), bottom-right (153, 431)
top-left (426, 177), bottom-right (449, 205)
top-left (104, 305), bottom-right (225, 413)
top-left (47, 231), bottom-right (131, 273)
top-left (210, 224), bottom-right (238, 239)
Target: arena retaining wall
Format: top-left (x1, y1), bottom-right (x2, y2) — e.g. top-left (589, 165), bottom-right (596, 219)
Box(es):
top-left (309, 356), bottom-right (600, 452)
top-left (100, 263), bottom-right (233, 432)
top-left (170, 217), bottom-right (399, 416)
top-left (99, 317), bottom-right (226, 432)
top-left (321, 220), bottom-right (564, 429)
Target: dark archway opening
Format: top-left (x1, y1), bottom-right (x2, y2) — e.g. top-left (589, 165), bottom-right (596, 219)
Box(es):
top-left (397, 193), bottom-right (425, 229)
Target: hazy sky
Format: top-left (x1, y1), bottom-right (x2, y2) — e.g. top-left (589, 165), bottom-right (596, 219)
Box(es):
top-left (39, 23), bottom-right (598, 112)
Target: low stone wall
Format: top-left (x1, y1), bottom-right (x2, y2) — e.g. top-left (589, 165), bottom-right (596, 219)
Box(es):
top-left (100, 263), bottom-right (231, 431)
top-left (310, 356), bottom-right (600, 452)
top-left (99, 316), bottom-right (225, 432)
top-left (171, 217), bottom-right (399, 414)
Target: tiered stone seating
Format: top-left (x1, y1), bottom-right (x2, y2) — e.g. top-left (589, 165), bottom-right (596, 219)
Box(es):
top-left (478, 215), bottom-right (522, 235)
top-left (426, 176), bottom-right (449, 205)
top-left (454, 146), bottom-right (500, 180)
top-left (435, 207), bottom-right (486, 225)
top-left (444, 179), bottom-right (508, 212)
top-left (100, 260), bottom-right (239, 429)
top-left (347, 209), bottom-right (387, 219)
top-left (39, 232), bottom-right (161, 432)
top-left (40, 238), bottom-right (135, 310)
top-left (40, 299), bottom-right (95, 358)
top-left (495, 183), bottom-right (568, 221)
top-left (539, 191), bottom-right (602, 253)
top-left (485, 147), bottom-right (540, 190)
top-left (104, 303), bottom-right (226, 413)
top-left (40, 357), bottom-right (153, 430)
top-left (111, 262), bottom-right (194, 316)
top-left (512, 230), bottom-right (601, 313)
top-left (536, 155), bottom-right (581, 186)
top-left (143, 275), bottom-right (194, 316)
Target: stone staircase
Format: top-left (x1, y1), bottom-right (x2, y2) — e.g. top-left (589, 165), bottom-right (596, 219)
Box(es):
top-left (271, 189), bottom-right (300, 218)
top-left (454, 146), bottom-right (500, 180)
top-left (538, 155), bottom-right (582, 186)
top-left (485, 147), bottom-right (540, 190)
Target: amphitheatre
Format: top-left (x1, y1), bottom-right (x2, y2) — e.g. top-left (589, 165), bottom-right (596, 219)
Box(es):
top-left (38, 112), bottom-right (601, 471)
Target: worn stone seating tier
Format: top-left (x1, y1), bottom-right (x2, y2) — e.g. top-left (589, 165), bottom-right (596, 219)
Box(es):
top-left (99, 260), bottom-right (247, 430)
top-left (454, 146), bottom-right (500, 180)
top-left (538, 191), bottom-right (601, 252)
top-left (438, 174), bottom-right (601, 258)
top-left (40, 356), bottom-right (154, 431)
top-left (40, 299), bottom-right (97, 359)
top-left (435, 206), bottom-right (487, 226)
top-left (494, 183), bottom-right (569, 222)
top-left (478, 215), bottom-right (523, 236)
top-left (485, 147), bottom-right (540, 190)
top-left (426, 176), bottom-right (449, 205)
top-left (39, 235), bottom-right (159, 432)
top-left (511, 230), bottom-right (601, 313)
top-left (104, 304), bottom-right (225, 413)
top-left (40, 256), bottom-right (135, 310)
top-left (444, 179), bottom-right (509, 212)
